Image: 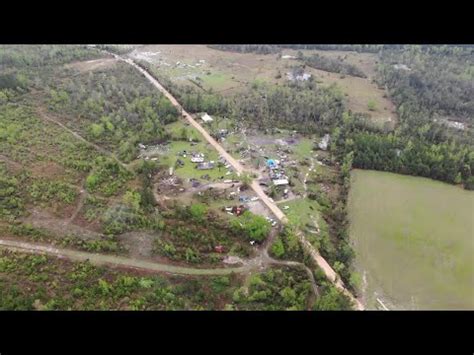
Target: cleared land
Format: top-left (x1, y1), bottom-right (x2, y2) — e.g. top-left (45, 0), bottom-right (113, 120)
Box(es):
top-left (127, 45), bottom-right (396, 128)
top-left (348, 169), bottom-right (474, 310)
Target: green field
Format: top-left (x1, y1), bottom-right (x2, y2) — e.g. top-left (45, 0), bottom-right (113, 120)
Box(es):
top-left (277, 197), bottom-right (322, 229)
top-left (348, 169), bottom-right (474, 310)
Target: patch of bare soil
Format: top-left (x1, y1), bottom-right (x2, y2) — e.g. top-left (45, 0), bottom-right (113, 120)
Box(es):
top-left (29, 160), bottom-right (66, 179)
top-left (247, 200), bottom-right (272, 219)
top-left (22, 208), bottom-right (102, 241)
top-left (0, 154), bottom-right (23, 173)
top-left (116, 231), bottom-right (157, 259)
top-left (66, 58), bottom-right (118, 72)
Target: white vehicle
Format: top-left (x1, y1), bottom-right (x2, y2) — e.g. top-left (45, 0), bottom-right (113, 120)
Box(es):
top-left (250, 197), bottom-right (259, 201)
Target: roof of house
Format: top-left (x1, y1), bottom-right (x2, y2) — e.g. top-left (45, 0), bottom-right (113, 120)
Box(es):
top-left (197, 162), bottom-right (215, 170)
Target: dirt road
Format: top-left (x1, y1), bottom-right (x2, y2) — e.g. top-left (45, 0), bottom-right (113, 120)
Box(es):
top-left (0, 238), bottom-right (248, 276)
top-left (99, 50), bottom-right (364, 310)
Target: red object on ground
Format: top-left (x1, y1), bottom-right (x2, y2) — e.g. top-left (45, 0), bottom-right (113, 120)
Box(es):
top-left (215, 245), bottom-right (224, 253)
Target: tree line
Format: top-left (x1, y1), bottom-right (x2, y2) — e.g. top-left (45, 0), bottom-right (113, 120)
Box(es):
top-left (296, 52), bottom-right (367, 78)
top-left (207, 45), bottom-right (282, 55)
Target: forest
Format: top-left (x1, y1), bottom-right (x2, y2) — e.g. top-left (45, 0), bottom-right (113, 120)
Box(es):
top-left (376, 45), bottom-right (474, 124)
top-left (330, 45), bottom-right (474, 189)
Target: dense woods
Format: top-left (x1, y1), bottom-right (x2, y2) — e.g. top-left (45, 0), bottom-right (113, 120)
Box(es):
top-left (279, 44), bottom-right (390, 53)
top-left (330, 46), bottom-right (474, 189)
top-left (0, 45), bottom-right (97, 69)
top-left (376, 45), bottom-right (474, 124)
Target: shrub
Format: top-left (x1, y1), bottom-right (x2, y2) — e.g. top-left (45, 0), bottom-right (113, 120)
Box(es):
top-left (270, 237), bottom-right (285, 258)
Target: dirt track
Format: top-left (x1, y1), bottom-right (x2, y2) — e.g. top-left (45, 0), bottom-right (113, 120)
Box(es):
top-left (0, 238), bottom-right (248, 276)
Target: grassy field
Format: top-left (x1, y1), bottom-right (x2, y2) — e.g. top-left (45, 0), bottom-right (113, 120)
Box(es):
top-left (348, 169), bottom-right (474, 310)
top-left (277, 197), bottom-right (322, 229)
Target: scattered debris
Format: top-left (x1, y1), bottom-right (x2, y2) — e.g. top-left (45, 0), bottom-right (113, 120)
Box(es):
top-left (287, 71), bottom-right (311, 81)
top-left (318, 134), bottom-right (331, 151)
top-left (201, 113), bottom-right (213, 123)
top-left (445, 120), bottom-right (466, 130)
top-left (393, 63), bottom-right (411, 71)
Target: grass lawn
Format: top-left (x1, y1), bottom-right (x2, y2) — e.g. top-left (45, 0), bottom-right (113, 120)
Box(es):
top-left (199, 72), bottom-right (237, 92)
top-left (348, 169), bottom-right (474, 310)
top-left (277, 197), bottom-right (322, 229)
top-left (292, 138), bottom-right (315, 160)
top-left (157, 122), bottom-right (238, 181)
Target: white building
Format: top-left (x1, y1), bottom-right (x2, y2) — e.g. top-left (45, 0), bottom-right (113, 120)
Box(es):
top-left (201, 113), bottom-right (213, 123)
top-left (273, 179), bottom-right (289, 186)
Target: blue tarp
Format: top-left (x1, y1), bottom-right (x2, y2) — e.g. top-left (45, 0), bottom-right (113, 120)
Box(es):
top-left (266, 159), bottom-right (276, 167)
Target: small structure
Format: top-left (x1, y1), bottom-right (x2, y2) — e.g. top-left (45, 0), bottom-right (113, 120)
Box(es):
top-left (318, 134), bottom-right (331, 151)
top-left (201, 113), bottom-right (213, 123)
top-left (197, 162), bottom-right (215, 170)
top-left (191, 156), bottom-right (204, 163)
top-left (273, 179), bottom-right (289, 186)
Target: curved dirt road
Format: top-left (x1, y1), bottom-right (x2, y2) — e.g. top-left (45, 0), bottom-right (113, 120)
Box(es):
top-left (0, 238), bottom-right (248, 276)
